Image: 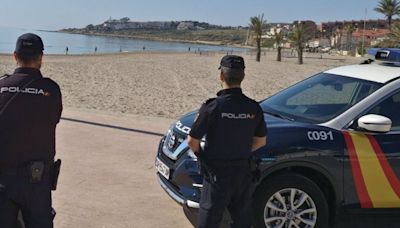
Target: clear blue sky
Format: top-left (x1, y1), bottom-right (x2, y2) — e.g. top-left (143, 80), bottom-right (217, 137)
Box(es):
top-left (0, 0), bottom-right (388, 30)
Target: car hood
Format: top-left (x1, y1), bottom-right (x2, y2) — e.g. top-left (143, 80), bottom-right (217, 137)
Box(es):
top-left (172, 110), bottom-right (344, 156)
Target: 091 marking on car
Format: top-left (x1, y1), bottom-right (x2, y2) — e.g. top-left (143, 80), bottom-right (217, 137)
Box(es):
top-left (307, 131), bottom-right (334, 141)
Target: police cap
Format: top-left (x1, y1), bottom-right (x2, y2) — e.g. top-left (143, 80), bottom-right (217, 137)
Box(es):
top-left (219, 55), bottom-right (245, 70)
top-left (15, 33), bottom-right (44, 55)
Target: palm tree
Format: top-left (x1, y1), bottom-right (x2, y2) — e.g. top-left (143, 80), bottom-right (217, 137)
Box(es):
top-left (388, 21), bottom-right (400, 44)
top-left (273, 28), bottom-right (284, 61)
top-left (291, 22), bottom-right (306, 64)
top-left (345, 24), bottom-right (355, 54)
top-left (374, 22), bottom-right (400, 47)
top-left (375, 0), bottom-right (400, 28)
top-left (249, 14), bottom-right (267, 62)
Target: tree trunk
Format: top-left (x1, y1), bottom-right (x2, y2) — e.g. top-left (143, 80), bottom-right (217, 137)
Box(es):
top-left (388, 16), bottom-right (392, 29)
top-left (256, 39), bottom-right (261, 62)
top-left (277, 47), bottom-right (282, 61)
top-left (298, 49), bottom-right (303, 64)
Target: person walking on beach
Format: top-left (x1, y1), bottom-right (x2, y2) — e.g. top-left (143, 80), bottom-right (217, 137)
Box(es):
top-left (94, 46), bottom-right (98, 54)
top-left (65, 46), bottom-right (69, 55)
top-left (188, 55), bottom-right (267, 228)
top-left (0, 33), bottom-right (63, 228)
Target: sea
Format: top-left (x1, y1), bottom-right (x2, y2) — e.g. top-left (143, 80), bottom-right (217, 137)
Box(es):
top-left (0, 27), bottom-right (246, 55)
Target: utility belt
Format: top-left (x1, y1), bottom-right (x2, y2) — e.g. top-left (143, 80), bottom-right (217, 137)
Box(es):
top-left (198, 153), bottom-right (251, 184)
top-left (0, 159), bottom-right (61, 191)
top-left (207, 159), bottom-right (250, 168)
top-left (198, 154), bottom-right (261, 184)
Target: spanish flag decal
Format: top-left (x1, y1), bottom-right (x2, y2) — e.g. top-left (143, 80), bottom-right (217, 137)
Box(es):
top-left (343, 132), bottom-right (400, 208)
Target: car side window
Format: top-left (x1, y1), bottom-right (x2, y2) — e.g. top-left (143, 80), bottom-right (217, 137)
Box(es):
top-left (366, 91), bottom-right (400, 131)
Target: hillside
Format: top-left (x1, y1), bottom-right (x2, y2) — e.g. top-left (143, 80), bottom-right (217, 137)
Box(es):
top-left (61, 18), bottom-right (249, 45)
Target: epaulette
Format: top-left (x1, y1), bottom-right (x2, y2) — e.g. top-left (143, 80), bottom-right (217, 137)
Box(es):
top-left (204, 97), bottom-right (217, 105)
top-left (0, 74), bottom-right (10, 80)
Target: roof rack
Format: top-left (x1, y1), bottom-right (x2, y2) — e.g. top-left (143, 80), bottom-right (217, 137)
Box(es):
top-left (368, 48), bottom-right (400, 64)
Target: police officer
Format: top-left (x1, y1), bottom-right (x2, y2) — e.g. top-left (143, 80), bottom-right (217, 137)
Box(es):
top-left (188, 55), bottom-right (267, 228)
top-left (0, 33), bottom-right (62, 228)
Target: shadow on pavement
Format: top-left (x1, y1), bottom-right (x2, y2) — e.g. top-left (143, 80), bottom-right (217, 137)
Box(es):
top-left (61, 117), bottom-right (164, 137)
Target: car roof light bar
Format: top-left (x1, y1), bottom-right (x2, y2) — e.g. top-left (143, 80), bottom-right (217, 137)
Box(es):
top-left (368, 48), bottom-right (400, 64)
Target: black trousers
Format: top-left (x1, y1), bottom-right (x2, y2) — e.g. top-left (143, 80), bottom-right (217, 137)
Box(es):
top-left (0, 171), bottom-right (53, 228)
top-left (198, 166), bottom-right (253, 228)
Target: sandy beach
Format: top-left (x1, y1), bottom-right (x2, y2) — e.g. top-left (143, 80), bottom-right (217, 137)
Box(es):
top-left (0, 51), bottom-right (360, 119)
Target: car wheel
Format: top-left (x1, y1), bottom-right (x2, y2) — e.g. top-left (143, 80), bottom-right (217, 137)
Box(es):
top-left (253, 173), bottom-right (329, 228)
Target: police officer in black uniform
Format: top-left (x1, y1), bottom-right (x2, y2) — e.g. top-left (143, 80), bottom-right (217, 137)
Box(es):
top-left (0, 33), bottom-right (62, 228)
top-left (188, 55), bottom-right (267, 228)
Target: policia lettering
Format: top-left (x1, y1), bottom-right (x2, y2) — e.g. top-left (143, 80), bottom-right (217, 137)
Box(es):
top-left (221, 112), bottom-right (256, 119)
top-left (0, 86), bottom-right (50, 96)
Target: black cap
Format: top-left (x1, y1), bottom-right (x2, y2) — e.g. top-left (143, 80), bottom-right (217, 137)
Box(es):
top-left (15, 33), bottom-right (44, 55)
top-left (219, 55), bottom-right (245, 70)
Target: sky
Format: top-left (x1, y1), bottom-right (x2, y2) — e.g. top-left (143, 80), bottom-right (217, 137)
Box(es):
top-left (0, 0), bottom-right (389, 30)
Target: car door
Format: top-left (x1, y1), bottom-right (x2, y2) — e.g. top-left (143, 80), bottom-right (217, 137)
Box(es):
top-left (343, 90), bottom-right (400, 209)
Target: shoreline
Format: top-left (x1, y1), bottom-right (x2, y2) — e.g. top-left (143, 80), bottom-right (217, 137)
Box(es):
top-left (58, 30), bottom-right (247, 48)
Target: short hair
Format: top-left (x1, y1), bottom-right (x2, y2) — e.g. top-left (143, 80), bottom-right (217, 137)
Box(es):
top-left (220, 66), bottom-right (245, 86)
top-left (15, 52), bottom-right (42, 66)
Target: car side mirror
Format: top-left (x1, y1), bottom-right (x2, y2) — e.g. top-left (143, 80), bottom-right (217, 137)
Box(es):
top-left (357, 114), bottom-right (392, 133)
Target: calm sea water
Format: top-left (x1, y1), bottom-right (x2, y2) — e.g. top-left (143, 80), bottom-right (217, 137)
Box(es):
top-left (0, 27), bottom-right (246, 54)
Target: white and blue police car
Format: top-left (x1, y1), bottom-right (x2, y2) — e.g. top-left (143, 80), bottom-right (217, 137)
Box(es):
top-left (156, 48), bottom-right (400, 228)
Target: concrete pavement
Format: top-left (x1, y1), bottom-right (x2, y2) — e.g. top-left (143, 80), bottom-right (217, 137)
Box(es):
top-left (53, 109), bottom-right (192, 228)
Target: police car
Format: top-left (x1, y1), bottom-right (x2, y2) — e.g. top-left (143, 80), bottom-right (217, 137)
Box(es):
top-left (155, 48), bottom-right (400, 227)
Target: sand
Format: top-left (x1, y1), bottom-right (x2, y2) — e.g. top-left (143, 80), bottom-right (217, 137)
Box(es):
top-left (0, 51), bottom-right (360, 119)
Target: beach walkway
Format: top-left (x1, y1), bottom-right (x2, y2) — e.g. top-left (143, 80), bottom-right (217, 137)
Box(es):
top-left (53, 109), bottom-right (191, 228)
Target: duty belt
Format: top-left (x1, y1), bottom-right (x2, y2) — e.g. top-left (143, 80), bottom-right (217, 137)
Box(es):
top-left (0, 161), bottom-right (52, 176)
top-left (208, 159), bottom-right (250, 167)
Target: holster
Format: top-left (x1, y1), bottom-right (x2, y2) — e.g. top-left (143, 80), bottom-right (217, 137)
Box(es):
top-left (197, 153), bottom-right (217, 184)
top-left (28, 161), bottom-right (45, 183)
top-left (51, 159), bottom-right (62, 191)
top-left (249, 155), bottom-right (261, 182)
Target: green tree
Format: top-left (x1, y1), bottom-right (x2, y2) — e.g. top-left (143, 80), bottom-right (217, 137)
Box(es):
top-left (272, 28), bottom-right (284, 61)
top-left (375, 22), bottom-right (400, 47)
top-left (390, 21), bottom-right (400, 40)
top-left (374, 0), bottom-right (400, 28)
top-left (291, 22), bottom-right (306, 64)
top-left (249, 14), bottom-right (267, 62)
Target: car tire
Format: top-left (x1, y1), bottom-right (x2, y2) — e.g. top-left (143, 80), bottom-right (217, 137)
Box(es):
top-left (253, 173), bottom-right (329, 228)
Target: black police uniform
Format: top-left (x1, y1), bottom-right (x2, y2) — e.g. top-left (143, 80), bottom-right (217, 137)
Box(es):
top-left (190, 87), bottom-right (267, 228)
top-left (0, 34), bottom-right (62, 228)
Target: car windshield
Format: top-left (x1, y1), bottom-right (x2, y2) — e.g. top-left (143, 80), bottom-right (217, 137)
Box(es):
top-left (260, 73), bottom-right (382, 124)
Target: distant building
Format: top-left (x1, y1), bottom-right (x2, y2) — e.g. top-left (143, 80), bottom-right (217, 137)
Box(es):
top-left (177, 22), bottom-right (195, 30)
top-left (330, 28), bottom-right (390, 49)
top-left (320, 19), bottom-right (389, 37)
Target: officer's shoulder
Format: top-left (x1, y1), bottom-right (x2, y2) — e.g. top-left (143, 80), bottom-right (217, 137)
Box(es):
top-left (40, 78), bottom-right (61, 90)
top-left (242, 95), bottom-right (259, 105)
top-left (199, 98), bottom-right (218, 112)
top-left (204, 97), bottom-right (217, 105)
top-left (0, 74), bottom-right (10, 79)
